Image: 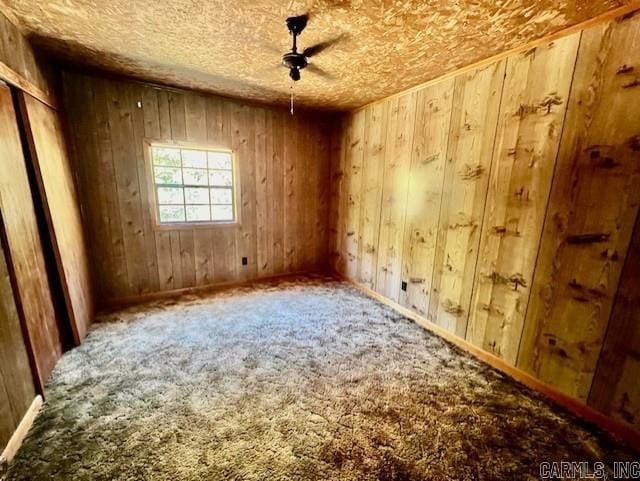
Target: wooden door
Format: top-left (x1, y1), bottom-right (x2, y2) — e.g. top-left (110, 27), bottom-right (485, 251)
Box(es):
top-left (0, 82), bottom-right (62, 391)
top-left (18, 92), bottom-right (93, 343)
top-left (0, 210), bottom-right (36, 451)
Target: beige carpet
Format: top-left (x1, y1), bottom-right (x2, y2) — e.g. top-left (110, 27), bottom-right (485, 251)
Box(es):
top-left (4, 276), bottom-right (637, 480)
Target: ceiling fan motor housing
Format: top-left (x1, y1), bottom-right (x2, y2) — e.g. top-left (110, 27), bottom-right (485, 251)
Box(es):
top-left (282, 51), bottom-right (307, 81)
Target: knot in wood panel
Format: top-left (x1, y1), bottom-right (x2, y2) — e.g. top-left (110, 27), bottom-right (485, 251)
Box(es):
top-left (568, 279), bottom-right (607, 301)
top-left (421, 154), bottom-right (439, 165)
top-left (565, 233), bottom-right (611, 245)
top-left (412, 230), bottom-right (427, 243)
top-left (539, 93), bottom-right (563, 114)
top-left (485, 271), bottom-right (528, 290)
top-left (622, 77), bottom-right (640, 89)
top-left (514, 186), bottom-right (530, 201)
top-left (442, 299), bottom-right (464, 316)
top-left (459, 164), bottom-right (484, 180)
top-left (448, 220), bottom-right (477, 231)
top-left (617, 64), bottom-right (635, 75)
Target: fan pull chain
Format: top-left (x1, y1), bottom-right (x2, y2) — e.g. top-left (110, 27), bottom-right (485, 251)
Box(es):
top-left (290, 78), bottom-right (295, 116)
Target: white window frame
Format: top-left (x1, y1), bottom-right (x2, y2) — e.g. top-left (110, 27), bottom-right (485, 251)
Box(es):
top-left (144, 139), bottom-right (239, 229)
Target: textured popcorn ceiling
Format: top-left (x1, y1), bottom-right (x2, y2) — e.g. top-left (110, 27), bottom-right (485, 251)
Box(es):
top-left (0, 0), bottom-right (632, 109)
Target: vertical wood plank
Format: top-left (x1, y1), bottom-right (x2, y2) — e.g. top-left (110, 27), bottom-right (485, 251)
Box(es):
top-left (429, 61), bottom-right (506, 337)
top-left (358, 103), bottom-right (388, 289)
top-left (466, 35), bottom-right (580, 364)
top-left (254, 108), bottom-right (269, 276)
top-left (127, 85), bottom-right (159, 294)
top-left (399, 79), bottom-right (454, 315)
top-left (283, 112), bottom-right (299, 272)
top-left (375, 93), bottom-right (418, 302)
top-left (313, 117), bottom-right (331, 270)
top-left (62, 74), bottom-right (109, 301)
top-left (589, 212), bottom-right (640, 427)
top-left (328, 118), bottom-right (346, 273)
top-left (341, 110), bottom-right (365, 279)
top-left (106, 81), bottom-right (149, 296)
top-left (92, 78), bottom-right (129, 298)
top-left (518, 17), bottom-right (640, 400)
top-left (232, 103), bottom-right (258, 279)
top-left (269, 111), bottom-right (286, 275)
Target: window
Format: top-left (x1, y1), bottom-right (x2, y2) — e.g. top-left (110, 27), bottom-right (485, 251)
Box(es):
top-left (150, 144), bottom-right (236, 225)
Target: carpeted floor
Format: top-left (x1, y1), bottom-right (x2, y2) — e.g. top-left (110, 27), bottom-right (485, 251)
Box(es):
top-left (4, 277), bottom-right (637, 480)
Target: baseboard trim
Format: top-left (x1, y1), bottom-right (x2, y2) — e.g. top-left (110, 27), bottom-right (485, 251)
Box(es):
top-left (101, 270), bottom-right (323, 311)
top-left (0, 395), bottom-right (43, 470)
top-left (339, 274), bottom-right (640, 452)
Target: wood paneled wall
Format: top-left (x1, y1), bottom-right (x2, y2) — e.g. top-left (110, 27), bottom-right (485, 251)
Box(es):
top-left (0, 10), bottom-right (56, 106)
top-left (330, 12), bottom-right (640, 430)
top-left (62, 73), bottom-right (332, 304)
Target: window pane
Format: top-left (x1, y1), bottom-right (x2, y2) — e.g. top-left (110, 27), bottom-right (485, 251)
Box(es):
top-left (210, 188), bottom-right (232, 205)
top-left (211, 205), bottom-right (233, 221)
top-left (157, 187), bottom-right (184, 205)
top-left (153, 147), bottom-right (181, 167)
top-left (209, 170), bottom-right (232, 187)
top-left (208, 151), bottom-right (232, 170)
top-left (159, 205), bottom-right (185, 223)
top-left (154, 166), bottom-right (182, 185)
top-left (186, 205), bottom-right (210, 222)
top-left (185, 187), bottom-right (209, 204)
top-left (183, 168), bottom-right (208, 186)
top-left (182, 149), bottom-right (207, 168)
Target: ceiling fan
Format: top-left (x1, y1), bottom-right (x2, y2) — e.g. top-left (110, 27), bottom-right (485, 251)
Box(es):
top-left (281, 14), bottom-right (337, 82)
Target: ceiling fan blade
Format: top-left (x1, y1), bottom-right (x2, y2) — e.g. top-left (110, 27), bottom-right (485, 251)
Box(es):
top-left (306, 63), bottom-right (333, 80)
top-left (302, 34), bottom-right (347, 58)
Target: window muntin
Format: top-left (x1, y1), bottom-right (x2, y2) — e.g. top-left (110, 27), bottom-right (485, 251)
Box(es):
top-left (151, 145), bottom-right (235, 225)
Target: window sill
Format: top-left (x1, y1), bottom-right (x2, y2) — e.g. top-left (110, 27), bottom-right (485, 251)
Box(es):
top-left (153, 221), bottom-right (239, 231)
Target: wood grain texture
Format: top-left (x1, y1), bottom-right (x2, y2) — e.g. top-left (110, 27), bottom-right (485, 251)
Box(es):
top-left (329, 12), bottom-right (640, 431)
top-left (0, 10), bottom-right (56, 107)
top-left (399, 80), bottom-right (454, 316)
top-left (341, 111), bottom-right (365, 280)
top-left (589, 212), bottom-right (640, 427)
top-left (328, 118), bottom-right (345, 274)
top-left (0, 214), bottom-right (36, 451)
top-left (18, 92), bottom-right (93, 343)
top-left (2, 0), bottom-right (637, 109)
top-left (375, 93), bottom-right (417, 302)
top-left (466, 34), bottom-right (580, 364)
top-left (517, 13), bottom-right (640, 401)
top-left (429, 61), bottom-right (505, 338)
top-left (357, 103), bottom-right (388, 289)
top-left (0, 83), bottom-right (61, 391)
top-left (62, 72), bottom-right (331, 305)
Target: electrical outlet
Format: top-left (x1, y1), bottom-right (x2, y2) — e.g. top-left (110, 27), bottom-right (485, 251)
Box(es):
top-left (242, 257), bottom-right (248, 266)
top-left (401, 281), bottom-right (407, 291)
